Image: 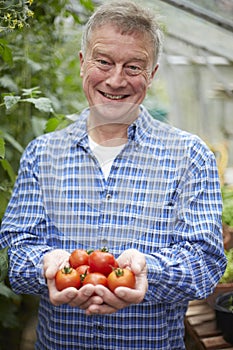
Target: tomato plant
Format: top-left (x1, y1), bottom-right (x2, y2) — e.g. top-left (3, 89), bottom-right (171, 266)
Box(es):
top-left (82, 272), bottom-right (108, 287)
top-left (69, 249), bottom-right (90, 269)
top-left (55, 267), bottom-right (81, 291)
top-left (88, 248), bottom-right (117, 276)
top-left (107, 268), bottom-right (136, 292)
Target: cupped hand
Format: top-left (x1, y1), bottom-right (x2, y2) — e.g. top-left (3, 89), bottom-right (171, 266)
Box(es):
top-left (43, 249), bottom-right (71, 280)
top-left (43, 249), bottom-right (102, 307)
top-left (85, 248), bottom-right (148, 315)
top-left (43, 248), bottom-right (147, 313)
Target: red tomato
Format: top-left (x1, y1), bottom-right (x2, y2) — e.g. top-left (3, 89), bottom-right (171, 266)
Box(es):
top-left (55, 267), bottom-right (81, 291)
top-left (107, 268), bottom-right (136, 292)
top-left (82, 272), bottom-right (108, 287)
top-left (76, 264), bottom-right (91, 284)
top-left (88, 248), bottom-right (117, 276)
top-left (113, 259), bottom-right (119, 269)
top-left (76, 264), bottom-right (91, 276)
top-left (69, 249), bottom-right (89, 269)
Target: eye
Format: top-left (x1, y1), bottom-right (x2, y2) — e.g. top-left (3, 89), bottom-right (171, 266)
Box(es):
top-left (98, 59), bottom-right (109, 65)
top-left (125, 65), bottom-right (143, 76)
top-left (128, 65), bottom-right (139, 71)
top-left (95, 59), bottom-right (112, 70)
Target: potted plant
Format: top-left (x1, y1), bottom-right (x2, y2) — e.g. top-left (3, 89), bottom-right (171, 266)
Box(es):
top-left (206, 187), bottom-right (233, 306)
top-left (215, 292), bottom-right (233, 344)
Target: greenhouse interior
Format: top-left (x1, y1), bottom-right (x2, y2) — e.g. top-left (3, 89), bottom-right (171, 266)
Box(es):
top-left (0, 0), bottom-right (233, 349)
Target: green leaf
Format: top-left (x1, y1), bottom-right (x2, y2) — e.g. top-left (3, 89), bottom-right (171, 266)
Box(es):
top-left (0, 159), bottom-right (16, 184)
top-left (0, 282), bottom-right (13, 298)
top-left (80, 0), bottom-right (95, 11)
top-left (0, 41), bottom-right (13, 66)
top-left (0, 75), bottom-right (18, 92)
top-left (2, 133), bottom-right (24, 154)
top-left (23, 97), bottom-right (53, 113)
top-left (0, 191), bottom-right (9, 220)
top-left (0, 248), bottom-right (9, 282)
top-left (32, 116), bottom-right (47, 137)
top-left (26, 58), bottom-right (42, 73)
top-left (21, 86), bottom-right (41, 97)
top-left (0, 138), bottom-right (5, 159)
top-left (55, 119), bottom-right (73, 131)
top-left (3, 95), bottom-right (21, 110)
top-left (44, 117), bottom-right (60, 133)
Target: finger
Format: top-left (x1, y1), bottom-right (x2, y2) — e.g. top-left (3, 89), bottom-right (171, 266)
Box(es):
top-left (44, 265), bottom-right (58, 280)
top-left (117, 249), bottom-right (146, 273)
top-left (114, 286), bottom-right (145, 304)
top-left (68, 285), bottom-right (96, 308)
top-left (77, 295), bottom-right (103, 309)
top-left (86, 303), bottom-right (118, 315)
top-left (131, 258), bottom-right (147, 275)
top-left (95, 285), bottom-right (129, 309)
top-left (48, 279), bottom-right (79, 306)
top-left (44, 250), bottom-right (70, 279)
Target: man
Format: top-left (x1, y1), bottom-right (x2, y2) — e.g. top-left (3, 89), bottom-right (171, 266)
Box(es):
top-left (0, 1), bottom-right (226, 349)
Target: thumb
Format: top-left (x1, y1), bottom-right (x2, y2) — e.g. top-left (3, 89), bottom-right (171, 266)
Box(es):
top-left (44, 249), bottom-right (70, 280)
top-left (131, 258), bottom-right (147, 275)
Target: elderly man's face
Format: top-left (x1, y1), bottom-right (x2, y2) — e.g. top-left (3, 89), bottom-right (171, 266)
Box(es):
top-left (79, 24), bottom-right (158, 124)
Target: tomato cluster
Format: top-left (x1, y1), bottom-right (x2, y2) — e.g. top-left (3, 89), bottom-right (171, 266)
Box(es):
top-left (55, 248), bottom-right (136, 292)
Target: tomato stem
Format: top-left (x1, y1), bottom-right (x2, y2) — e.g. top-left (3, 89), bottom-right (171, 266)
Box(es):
top-left (63, 266), bottom-right (73, 274)
top-left (114, 268), bottom-right (124, 277)
top-left (100, 247), bottom-right (109, 252)
top-left (80, 269), bottom-right (89, 282)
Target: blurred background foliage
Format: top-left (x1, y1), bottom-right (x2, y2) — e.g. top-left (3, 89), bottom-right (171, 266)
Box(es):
top-left (0, 0), bottom-right (95, 217)
top-left (0, 1), bottom-right (95, 348)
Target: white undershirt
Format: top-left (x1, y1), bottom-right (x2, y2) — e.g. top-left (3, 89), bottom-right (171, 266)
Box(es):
top-left (89, 136), bottom-right (125, 180)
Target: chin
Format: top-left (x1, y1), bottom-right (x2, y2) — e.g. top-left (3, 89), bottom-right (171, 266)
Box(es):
top-left (89, 102), bottom-right (139, 126)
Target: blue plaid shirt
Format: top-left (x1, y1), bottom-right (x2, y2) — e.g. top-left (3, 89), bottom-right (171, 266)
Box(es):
top-left (0, 105), bottom-right (226, 349)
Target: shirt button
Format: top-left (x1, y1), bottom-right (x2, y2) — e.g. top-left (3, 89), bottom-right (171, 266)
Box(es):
top-left (102, 239), bottom-right (108, 246)
top-left (106, 193), bottom-right (111, 200)
top-left (97, 324), bottom-right (104, 331)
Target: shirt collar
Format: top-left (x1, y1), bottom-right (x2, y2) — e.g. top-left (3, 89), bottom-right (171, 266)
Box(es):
top-left (65, 108), bottom-right (89, 148)
top-left (66, 105), bottom-right (153, 147)
top-left (130, 105), bottom-right (154, 144)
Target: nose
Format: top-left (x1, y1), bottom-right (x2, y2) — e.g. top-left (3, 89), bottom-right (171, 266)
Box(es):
top-left (105, 65), bottom-right (127, 89)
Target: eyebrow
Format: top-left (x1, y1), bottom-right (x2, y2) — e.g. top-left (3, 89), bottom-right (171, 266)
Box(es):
top-left (93, 50), bottom-right (148, 64)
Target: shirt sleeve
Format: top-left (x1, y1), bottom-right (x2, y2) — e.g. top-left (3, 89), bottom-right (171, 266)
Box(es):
top-left (0, 138), bottom-right (53, 295)
top-left (145, 141), bottom-right (227, 303)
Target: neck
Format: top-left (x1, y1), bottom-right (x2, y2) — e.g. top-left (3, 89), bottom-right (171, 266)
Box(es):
top-left (87, 103), bottom-right (140, 146)
top-left (88, 123), bottom-right (128, 146)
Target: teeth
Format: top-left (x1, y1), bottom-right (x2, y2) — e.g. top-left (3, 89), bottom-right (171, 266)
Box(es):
top-left (103, 93), bottom-right (124, 100)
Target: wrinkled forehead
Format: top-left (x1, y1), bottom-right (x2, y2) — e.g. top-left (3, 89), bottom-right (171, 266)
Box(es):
top-left (90, 19), bottom-right (153, 40)
top-left (87, 22), bottom-right (155, 52)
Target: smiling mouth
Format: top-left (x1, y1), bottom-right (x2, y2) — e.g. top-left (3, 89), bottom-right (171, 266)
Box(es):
top-left (101, 91), bottom-right (129, 100)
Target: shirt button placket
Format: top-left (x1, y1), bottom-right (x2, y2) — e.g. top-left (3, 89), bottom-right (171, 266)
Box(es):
top-left (98, 190), bottom-right (113, 247)
top-left (93, 320), bottom-right (105, 349)
top-left (106, 193), bottom-right (112, 200)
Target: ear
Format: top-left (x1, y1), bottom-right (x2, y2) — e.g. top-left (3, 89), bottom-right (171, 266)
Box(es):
top-left (79, 51), bottom-right (84, 77)
top-left (148, 63), bottom-right (159, 87)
